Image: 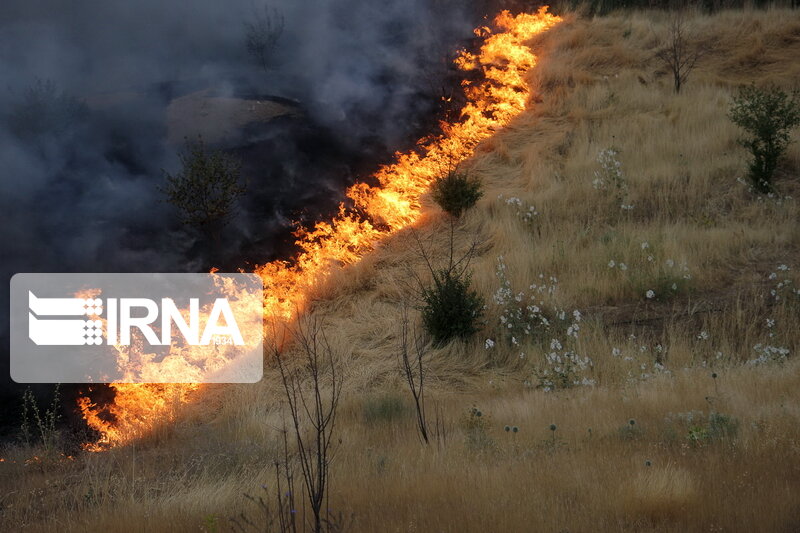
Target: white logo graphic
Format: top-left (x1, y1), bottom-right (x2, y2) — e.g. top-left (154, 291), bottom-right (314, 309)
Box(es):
top-left (11, 273), bottom-right (263, 384)
top-left (28, 292), bottom-right (104, 345)
top-left (27, 292), bottom-right (244, 347)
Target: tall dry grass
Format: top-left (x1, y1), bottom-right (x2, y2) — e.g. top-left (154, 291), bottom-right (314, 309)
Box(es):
top-left (2, 6), bottom-right (800, 532)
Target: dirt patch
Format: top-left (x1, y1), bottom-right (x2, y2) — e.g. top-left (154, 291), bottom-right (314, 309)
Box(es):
top-left (166, 89), bottom-right (295, 145)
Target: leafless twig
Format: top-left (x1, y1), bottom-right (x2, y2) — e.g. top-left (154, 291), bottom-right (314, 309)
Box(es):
top-left (274, 316), bottom-right (343, 533)
top-left (655, 11), bottom-right (709, 94)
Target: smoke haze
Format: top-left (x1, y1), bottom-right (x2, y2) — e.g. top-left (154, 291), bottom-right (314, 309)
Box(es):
top-left (0, 0), bottom-right (483, 427)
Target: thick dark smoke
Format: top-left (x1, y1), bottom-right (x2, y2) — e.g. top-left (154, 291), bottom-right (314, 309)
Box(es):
top-left (0, 0), bottom-right (487, 432)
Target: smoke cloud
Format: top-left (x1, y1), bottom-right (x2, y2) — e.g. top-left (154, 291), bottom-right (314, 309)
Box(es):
top-left (0, 0), bottom-right (482, 426)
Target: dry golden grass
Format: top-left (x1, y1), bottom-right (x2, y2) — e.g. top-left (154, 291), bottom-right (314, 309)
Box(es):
top-left (3, 6), bottom-right (800, 532)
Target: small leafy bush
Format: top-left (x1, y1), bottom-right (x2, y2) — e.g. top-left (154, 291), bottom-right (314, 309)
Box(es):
top-left (707, 412), bottom-right (739, 441)
top-left (687, 411), bottom-right (739, 446)
top-left (161, 137), bottom-right (245, 233)
top-left (421, 267), bottom-right (484, 345)
top-left (729, 85), bottom-right (800, 193)
top-left (421, 268), bottom-right (484, 346)
top-left (363, 393), bottom-right (410, 425)
top-left (431, 171), bottom-right (483, 217)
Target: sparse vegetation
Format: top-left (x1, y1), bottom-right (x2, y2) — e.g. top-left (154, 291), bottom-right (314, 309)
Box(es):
top-left (362, 392), bottom-right (409, 425)
top-left (729, 84), bottom-right (800, 192)
top-left (19, 385), bottom-right (61, 454)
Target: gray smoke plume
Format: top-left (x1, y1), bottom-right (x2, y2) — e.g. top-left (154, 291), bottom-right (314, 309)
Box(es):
top-left (0, 0), bottom-right (485, 426)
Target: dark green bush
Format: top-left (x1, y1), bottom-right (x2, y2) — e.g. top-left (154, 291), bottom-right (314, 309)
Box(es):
top-left (729, 85), bottom-right (800, 193)
top-left (362, 393), bottom-right (410, 425)
top-left (421, 268), bottom-right (484, 345)
top-left (708, 412), bottom-right (739, 441)
top-left (160, 138), bottom-right (245, 234)
top-left (431, 171), bottom-right (483, 218)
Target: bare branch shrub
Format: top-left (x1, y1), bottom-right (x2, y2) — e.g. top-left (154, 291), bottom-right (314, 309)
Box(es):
top-left (398, 308), bottom-right (430, 444)
top-left (244, 4), bottom-right (285, 73)
top-left (655, 11), bottom-right (708, 94)
top-left (274, 317), bottom-right (343, 533)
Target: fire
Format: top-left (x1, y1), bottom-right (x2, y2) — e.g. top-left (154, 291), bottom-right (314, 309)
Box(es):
top-left (78, 8), bottom-right (561, 449)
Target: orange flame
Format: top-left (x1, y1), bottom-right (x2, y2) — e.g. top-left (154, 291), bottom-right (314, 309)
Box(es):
top-left (78, 8), bottom-right (561, 450)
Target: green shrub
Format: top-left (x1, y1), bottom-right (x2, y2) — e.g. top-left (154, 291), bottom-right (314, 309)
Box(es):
top-left (362, 393), bottom-right (410, 425)
top-left (431, 171), bottom-right (483, 218)
top-left (160, 137), bottom-right (245, 234)
top-left (708, 412), bottom-right (739, 441)
top-left (421, 268), bottom-right (484, 345)
top-left (687, 412), bottom-right (739, 445)
top-left (729, 85), bottom-right (800, 193)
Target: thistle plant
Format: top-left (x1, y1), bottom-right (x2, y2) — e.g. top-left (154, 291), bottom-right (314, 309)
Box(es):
top-left (487, 257), bottom-right (594, 390)
top-left (491, 256), bottom-right (556, 345)
top-left (463, 407), bottom-right (493, 453)
top-left (608, 241), bottom-right (692, 302)
top-left (746, 267), bottom-right (795, 365)
top-left (541, 423), bottom-right (564, 453)
top-left (592, 148), bottom-right (633, 211)
top-left (498, 194), bottom-right (539, 227)
top-left (618, 418), bottom-right (643, 440)
top-left (610, 335), bottom-right (671, 384)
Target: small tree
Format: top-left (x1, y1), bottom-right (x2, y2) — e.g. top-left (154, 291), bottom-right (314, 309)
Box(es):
top-left (655, 12), bottom-right (707, 94)
top-left (411, 229), bottom-right (484, 347)
top-left (244, 3), bottom-right (284, 73)
top-left (161, 138), bottom-right (245, 237)
top-left (7, 79), bottom-right (87, 141)
top-left (421, 268), bottom-right (484, 345)
top-left (414, 167), bottom-right (484, 345)
top-left (431, 171), bottom-right (483, 218)
top-left (729, 85), bottom-right (800, 193)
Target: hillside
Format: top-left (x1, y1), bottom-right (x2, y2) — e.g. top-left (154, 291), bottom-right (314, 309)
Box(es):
top-left (3, 6), bottom-right (800, 532)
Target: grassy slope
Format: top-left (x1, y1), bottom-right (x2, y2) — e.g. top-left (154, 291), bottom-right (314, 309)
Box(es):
top-left (3, 7), bottom-right (800, 532)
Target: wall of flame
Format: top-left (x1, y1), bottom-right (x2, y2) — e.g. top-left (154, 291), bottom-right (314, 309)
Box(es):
top-left (77, 7), bottom-right (562, 450)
